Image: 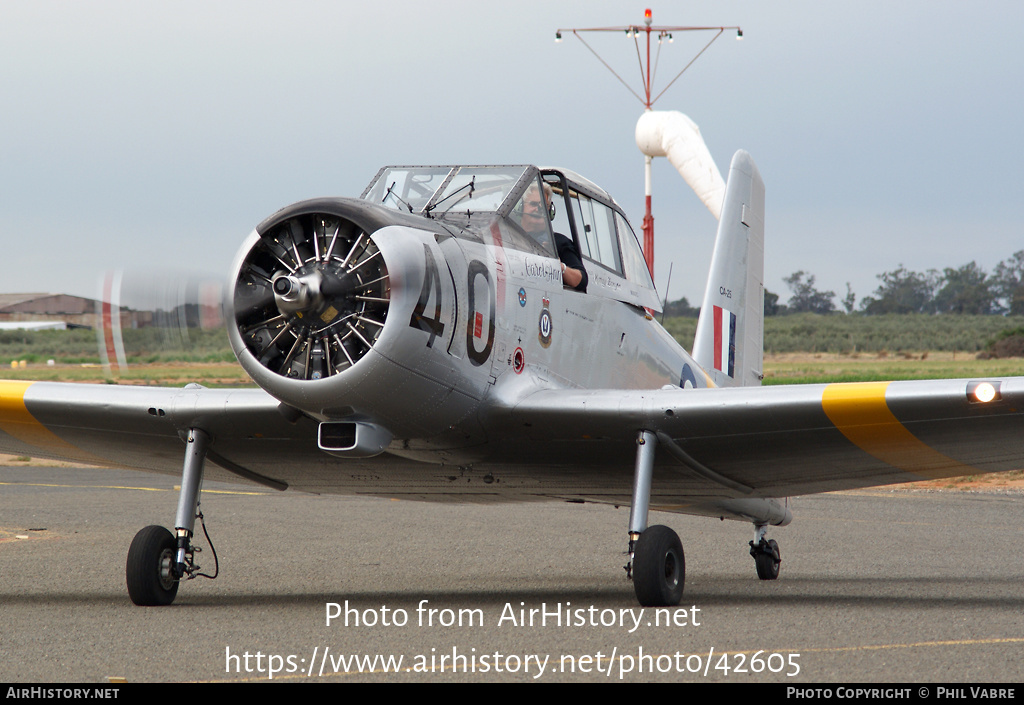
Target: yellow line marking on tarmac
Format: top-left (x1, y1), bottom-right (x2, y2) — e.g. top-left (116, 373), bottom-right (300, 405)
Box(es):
top-left (0, 481), bottom-right (267, 496)
top-left (798, 516), bottom-right (937, 526)
top-left (794, 637), bottom-right (1024, 654)
top-left (822, 382), bottom-right (977, 481)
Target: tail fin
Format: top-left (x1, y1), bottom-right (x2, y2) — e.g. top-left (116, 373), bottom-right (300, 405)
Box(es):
top-left (692, 150), bottom-right (765, 388)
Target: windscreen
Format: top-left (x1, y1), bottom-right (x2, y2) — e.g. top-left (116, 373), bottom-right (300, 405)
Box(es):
top-left (428, 166), bottom-right (529, 214)
top-left (363, 167), bottom-right (453, 213)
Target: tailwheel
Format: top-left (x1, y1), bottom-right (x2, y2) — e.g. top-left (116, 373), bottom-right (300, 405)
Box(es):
top-left (126, 525), bottom-right (179, 606)
top-left (751, 538), bottom-right (781, 580)
top-left (631, 525), bottom-right (685, 606)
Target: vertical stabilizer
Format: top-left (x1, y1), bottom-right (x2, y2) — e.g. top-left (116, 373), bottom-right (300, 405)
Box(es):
top-left (692, 150), bottom-right (764, 388)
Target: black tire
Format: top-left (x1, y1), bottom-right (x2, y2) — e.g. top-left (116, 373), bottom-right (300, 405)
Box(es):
top-left (126, 525), bottom-right (179, 606)
top-left (754, 538), bottom-right (781, 580)
top-left (632, 525), bottom-right (685, 606)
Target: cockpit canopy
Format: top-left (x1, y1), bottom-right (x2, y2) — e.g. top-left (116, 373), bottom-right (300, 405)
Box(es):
top-left (363, 165), bottom-right (530, 217)
top-left (362, 165), bottom-right (660, 311)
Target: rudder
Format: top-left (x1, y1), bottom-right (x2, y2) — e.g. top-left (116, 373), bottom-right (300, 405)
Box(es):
top-left (692, 150), bottom-right (765, 388)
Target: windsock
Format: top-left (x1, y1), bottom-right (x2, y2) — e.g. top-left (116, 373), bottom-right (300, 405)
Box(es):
top-left (635, 110), bottom-right (725, 220)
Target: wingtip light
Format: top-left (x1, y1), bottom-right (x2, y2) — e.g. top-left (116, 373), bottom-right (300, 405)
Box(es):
top-left (968, 381), bottom-right (1000, 403)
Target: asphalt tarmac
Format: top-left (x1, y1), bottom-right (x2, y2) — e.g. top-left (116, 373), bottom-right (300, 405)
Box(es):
top-left (2, 466), bottom-right (1023, 683)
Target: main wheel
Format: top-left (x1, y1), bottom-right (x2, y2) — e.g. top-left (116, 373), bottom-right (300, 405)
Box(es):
top-left (754, 538), bottom-right (781, 580)
top-left (126, 525), bottom-right (179, 606)
top-left (632, 525), bottom-right (685, 606)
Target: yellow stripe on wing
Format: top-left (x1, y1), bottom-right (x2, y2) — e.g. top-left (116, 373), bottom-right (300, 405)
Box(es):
top-left (0, 381), bottom-right (110, 464)
top-left (821, 381), bottom-right (975, 480)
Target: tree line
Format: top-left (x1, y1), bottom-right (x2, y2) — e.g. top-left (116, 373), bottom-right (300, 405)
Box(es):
top-left (771, 251), bottom-right (1024, 316)
top-left (663, 251), bottom-right (1024, 318)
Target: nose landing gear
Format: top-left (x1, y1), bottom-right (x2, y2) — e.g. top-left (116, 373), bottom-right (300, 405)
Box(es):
top-left (125, 525), bottom-right (178, 606)
top-left (126, 428), bottom-right (218, 606)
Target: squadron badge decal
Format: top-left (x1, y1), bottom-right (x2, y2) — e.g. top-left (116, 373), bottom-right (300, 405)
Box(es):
top-left (538, 297), bottom-right (552, 348)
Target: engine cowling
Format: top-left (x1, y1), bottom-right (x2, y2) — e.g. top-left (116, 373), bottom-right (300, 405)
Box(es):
top-left (225, 198), bottom-right (478, 449)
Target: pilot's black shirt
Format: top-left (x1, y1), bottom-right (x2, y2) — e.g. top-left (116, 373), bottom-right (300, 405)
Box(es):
top-left (555, 232), bottom-right (588, 293)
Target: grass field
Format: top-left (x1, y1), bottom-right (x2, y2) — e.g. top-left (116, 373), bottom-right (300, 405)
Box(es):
top-left (762, 351), bottom-right (1024, 385)
top-left (0, 362), bottom-right (251, 386)
top-left (3, 313), bottom-right (1023, 381)
top-left (663, 313), bottom-right (1024, 355)
top-left (0, 350), bottom-right (1021, 387)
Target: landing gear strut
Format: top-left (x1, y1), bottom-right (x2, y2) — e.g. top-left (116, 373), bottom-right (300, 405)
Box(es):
top-left (126, 428), bottom-right (213, 606)
top-left (626, 430), bottom-right (685, 606)
top-left (749, 523), bottom-right (781, 580)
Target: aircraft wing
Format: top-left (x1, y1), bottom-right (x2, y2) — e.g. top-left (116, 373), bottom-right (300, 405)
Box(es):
top-left (490, 377), bottom-right (1024, 498)
top-left (0, 380), bottom-right (323, 491)
top-left (4, 376), bottom-right (1024, 503)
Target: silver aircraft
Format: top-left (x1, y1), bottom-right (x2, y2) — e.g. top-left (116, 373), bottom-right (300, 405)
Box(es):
top-left (2, 156), bottom-right (1022, 607)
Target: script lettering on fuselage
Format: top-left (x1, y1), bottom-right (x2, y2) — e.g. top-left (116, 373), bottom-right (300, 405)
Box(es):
top-left (523, 257), bottom-right (561, 286)
top-left (589, 271), bottom-right (623, 292)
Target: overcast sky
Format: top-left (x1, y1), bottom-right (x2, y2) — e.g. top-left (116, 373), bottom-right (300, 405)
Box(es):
top-left (3, 1), bottom-right (1022, 309)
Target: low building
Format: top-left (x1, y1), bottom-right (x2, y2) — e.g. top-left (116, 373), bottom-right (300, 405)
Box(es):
top-left (0, 292), bottom-right (222, 331)
top-left (0, 294), bottom-right (101, 328)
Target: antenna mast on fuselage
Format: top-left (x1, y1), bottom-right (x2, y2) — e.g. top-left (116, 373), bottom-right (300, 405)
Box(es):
top-left (555, 9), bottom-right (742, 278)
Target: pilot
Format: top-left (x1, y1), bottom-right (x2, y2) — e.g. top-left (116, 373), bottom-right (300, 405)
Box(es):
top-left (520, 182), bottom-right (588, 293)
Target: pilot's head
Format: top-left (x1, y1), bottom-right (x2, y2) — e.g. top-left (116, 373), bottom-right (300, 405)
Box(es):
top-left (520, 182), bottom-right (552, 237)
